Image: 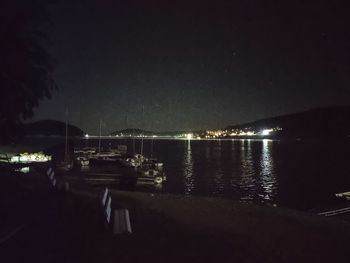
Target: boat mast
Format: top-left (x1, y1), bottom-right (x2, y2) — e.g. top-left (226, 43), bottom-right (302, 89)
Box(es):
top-left (140, 105), bottom-right (144, 168)
top-left (150, 119), bottom-right (154, 158)
top-left (140, 105), bottom-right (144, 155)
top-left (140, 136), bottom-right (144, 156)
top-left (65, 108), bottom-right (68, 164)
top-left (126, 109), bottom-right (135, 155)
top-left (98, 119), bottom-right (102, 152)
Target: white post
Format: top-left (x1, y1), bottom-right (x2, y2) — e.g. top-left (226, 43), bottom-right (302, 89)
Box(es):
top-left (113, 209), bottom-right (132, 234)
top-left (102, 188), bottom-right (108, 207)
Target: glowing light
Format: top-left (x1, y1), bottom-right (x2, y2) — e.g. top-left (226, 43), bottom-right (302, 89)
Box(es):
top-left (246, 131), bottom-right (255, 136)
top-left (15, 167), bottom-right (30, 173)
top-left (261, 129), bottom-right (273, 136)
top-left (85, 134), bottom-right (89, 138)
top-left (10, 152), bottom-right (51, 163)
top-left (187, 134), bottom-right (193, 140)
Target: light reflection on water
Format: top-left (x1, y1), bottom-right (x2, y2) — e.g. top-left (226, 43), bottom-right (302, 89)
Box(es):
top-left (179, 139), bottom-right (277, 202)
top-left (212, 140), bottom-right (224, 196)
top-left (239, 139), bottom-right (257, 200)
top-left (259, 139), bottom-right (277, 201)
top-left (178, 139), bottom-right (278, 203)
top-left (183, 140), bottom-right (194, 195)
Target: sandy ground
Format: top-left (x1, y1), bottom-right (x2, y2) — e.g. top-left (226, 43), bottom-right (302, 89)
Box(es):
top-left (1, 166), bottom-right (350, 263)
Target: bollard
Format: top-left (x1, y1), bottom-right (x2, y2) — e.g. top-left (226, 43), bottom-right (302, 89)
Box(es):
top-left (57, 181), bottom-right (63, 190)
top-left (64, 182), bottom-right (70, 192)
top-left (113, 209), bottom-right (132, 234)
top-left (49, 171), bottom-right (55, 181)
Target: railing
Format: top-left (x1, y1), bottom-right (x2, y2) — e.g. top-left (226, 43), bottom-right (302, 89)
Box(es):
top-left (318, 207), bottom-right (350, 217)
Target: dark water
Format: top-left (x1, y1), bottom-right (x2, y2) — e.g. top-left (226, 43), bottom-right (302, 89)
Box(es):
top-left (76, 138), bottom-right (350, 210)
top-left (21, 137), bottom-right (350, 210)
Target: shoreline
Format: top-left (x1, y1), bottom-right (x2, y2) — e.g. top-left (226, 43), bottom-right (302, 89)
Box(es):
top-left (9, 134), bottom-right (350, 141)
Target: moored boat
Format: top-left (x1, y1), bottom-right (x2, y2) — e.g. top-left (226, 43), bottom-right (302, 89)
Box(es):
top-left (138, 167), bottom-right (166, 184)
top-left (74, 156), bottom-right (90, 166)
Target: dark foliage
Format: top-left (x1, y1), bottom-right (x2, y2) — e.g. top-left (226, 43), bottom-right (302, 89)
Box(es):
top-left (0, 0), bottom-right (56, 142)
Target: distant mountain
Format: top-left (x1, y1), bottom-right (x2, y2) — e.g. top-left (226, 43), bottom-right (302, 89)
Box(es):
top-left (226, 106), bottom-right (350, 138)
top-left (23, 120), bottom-right (84, 137)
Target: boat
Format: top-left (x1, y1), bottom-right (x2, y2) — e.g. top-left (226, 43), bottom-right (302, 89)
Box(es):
top-left (120, 154), bottom-right (166, 184)
top-left (73, 147), bottom-right (96, 166)
top-left (74, 147), bottom-right (96, 155)
top-left (74, 156), bottom-right (90, 166)
top-left (137, 167), bottom-right (166, 184)
top-left (147, 158), bottom-right (164, 169)
top-left (120, 154), bottom-right (145, 168)
top-left (89, 150), bottom-right (122, 164)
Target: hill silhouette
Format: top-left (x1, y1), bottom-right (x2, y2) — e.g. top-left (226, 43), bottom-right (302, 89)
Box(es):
top-left (23, 120), bottom-right (84, 137)
top-left (226, 106), bottom-right (350, 138)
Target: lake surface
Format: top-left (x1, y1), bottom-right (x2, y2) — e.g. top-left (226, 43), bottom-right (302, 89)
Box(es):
top-left (20, 137), bottom-right (350, 210)
top-left (76, 138), bottom-right (350, 210)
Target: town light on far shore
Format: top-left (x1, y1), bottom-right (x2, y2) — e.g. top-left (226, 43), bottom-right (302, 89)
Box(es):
top-left (187, 133), bottom-right (193, 140)
top-left (261, 129), bottom-right (273, 136)
top-left (85, 134), bottom-right (89, 138)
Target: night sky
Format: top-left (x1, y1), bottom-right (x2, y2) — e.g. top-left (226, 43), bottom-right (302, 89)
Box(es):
top-left (32, 0), bottom-right (350, 134)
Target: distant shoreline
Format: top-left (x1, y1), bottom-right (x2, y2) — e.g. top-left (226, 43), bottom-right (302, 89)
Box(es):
top-left (21, 134), bottom-right (350, 141)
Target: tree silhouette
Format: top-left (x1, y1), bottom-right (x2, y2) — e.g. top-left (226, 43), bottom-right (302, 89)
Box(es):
top-left (0, 0), bottom-right (56, 142)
